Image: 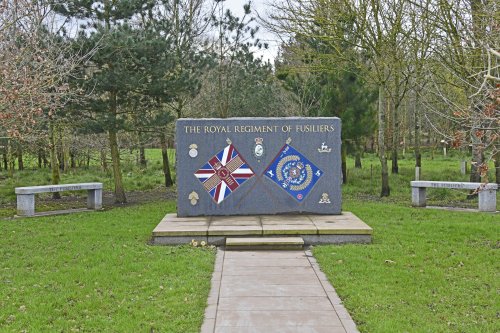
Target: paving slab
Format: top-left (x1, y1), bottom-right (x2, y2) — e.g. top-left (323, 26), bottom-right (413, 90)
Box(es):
top-left (208, 225), bottom-right (262, 236)
top-left (201, 249), bottom-right (359, 333)
top-left (221, 274), bottom-right (320, 285)
top-left (261, 215), bottom-right (314, 225)
top-left (222, 265), bottom-right (315, 276)
top-left (152, 213), bottom-right (372, 244)
top-left (222, 258), bottom-right (311, 267)
top-left (223, 251), bottom-right (308, 259)
top-left (216, 310), bottom-right (342, 327)
top-left (262, 224), bottom-right (317, 235)
top-left (214, 326), bottom-right (348, 333)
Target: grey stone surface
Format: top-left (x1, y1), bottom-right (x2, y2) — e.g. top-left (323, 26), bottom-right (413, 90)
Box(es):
top-left (411, 187), bottom-right (427, 207)
top-left (478, 189), bottom-right (497, 212)
top-left (15, 182), bottom-right (103, 194)
top-left (201, 249), bottom-right (358, 333)
top-left (15, 183), bottom-right (103, 217)
top-left (152, 213), bottom-right (373, 245)
top-left (17, 194), bottom-right (35, 216)
top-left (410, 181), bottom-right (498, 190)
top-left (176, 117), bottom-right (341, 216)
top-left (87, 189), bottom-right (102, 210)
top-left (411, 181), bottom-right (498, 212)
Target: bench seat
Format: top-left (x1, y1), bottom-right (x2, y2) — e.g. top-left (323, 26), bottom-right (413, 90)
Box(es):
top-left (410, 181), bottom-right (498, 212)
top-left (15, 183), bottom-right (103, 217)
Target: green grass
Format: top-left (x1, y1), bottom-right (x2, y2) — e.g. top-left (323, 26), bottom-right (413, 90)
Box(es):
top-left (314, 201), bottom-right (499, 333)
top-left (343, 153), bottom-right (498, 208)
top-left (1, 148), bottom-right (499, 332)
top-left (0, 201), bottom-right (215, 332)
top-left (0, 149), bottom-right (176, 205)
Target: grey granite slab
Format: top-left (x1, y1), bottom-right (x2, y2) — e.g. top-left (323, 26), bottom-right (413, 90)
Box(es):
top-left (176, 118), bottom-right (341, 216)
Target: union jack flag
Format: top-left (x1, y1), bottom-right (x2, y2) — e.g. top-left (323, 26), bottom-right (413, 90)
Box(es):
top-left (194, 144), bottom-right (254, 204)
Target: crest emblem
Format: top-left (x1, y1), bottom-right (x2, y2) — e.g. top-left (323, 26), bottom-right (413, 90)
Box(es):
top-left (319, 193), bottom-right (331, 204)
top-left (264, 144), bottom-right (323, 202)
top-left (194, 144), bottom-right (255, 204)
top-left (318, 142), bottom-right (331, 153)
top-left (189, 144), bottom-right (198, 158)
top-left (188, 191), bottom-right (199, 205)
top-left (252, 137), bottom-right (265, 160)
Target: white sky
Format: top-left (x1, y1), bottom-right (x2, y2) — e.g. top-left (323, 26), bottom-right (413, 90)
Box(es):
top-left (222, 0), bottom-right (280, 63)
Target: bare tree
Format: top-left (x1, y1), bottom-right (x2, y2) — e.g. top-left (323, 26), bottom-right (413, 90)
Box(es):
top-left (0, 1), bottom-right (93, 139)
top-left (421, 0), bottom-right (499, 183)
top-left (265, 0), bottom-right (419, 196)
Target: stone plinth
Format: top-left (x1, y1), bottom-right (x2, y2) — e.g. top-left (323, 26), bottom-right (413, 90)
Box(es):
top-left (151, 212), bottom-right (372, 245)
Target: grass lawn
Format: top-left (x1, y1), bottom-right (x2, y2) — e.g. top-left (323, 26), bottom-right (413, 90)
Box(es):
top-left (1, 148), bottom-right (498, 332)
top-left (314, 201), bottom-right (499, 333)
top-left (0, 201), bottom-right (215, 332)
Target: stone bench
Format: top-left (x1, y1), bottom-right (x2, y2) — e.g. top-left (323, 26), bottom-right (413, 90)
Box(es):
top-left (411, 181), bottom-right (498, 212)
top-left (15, 183), bottom-right (103, 217)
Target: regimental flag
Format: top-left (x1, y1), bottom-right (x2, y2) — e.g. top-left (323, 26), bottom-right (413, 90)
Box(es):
top-left (264, 144), bottom-right (323, 202)
top-left (194, 144), bottom-right (255, 204)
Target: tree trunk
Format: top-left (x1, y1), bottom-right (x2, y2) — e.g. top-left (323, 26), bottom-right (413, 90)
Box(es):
top-left (70, 150), bottom-right (76, 169)
top-left (139, 147), bottom-right (146, 168)
top-left (495, 150), bottom-right (500, 185)
top-left (3, 152), bottom-right (7, 171)
top-left (391, 150), bottom-right (399, 174)
top-left (43, 151), bottom-right (48, 168)
top-left (160, 133), bottom-right (174, 187)
top-left (414, 89), bottom-right (422, 168)
top-left (109, 91), bottom-right (127, 203)
top-left (109, 129), bottom-right (126, 203)
top-left (354, 150), bottom-right (361, 169)
top-left (354, 148), bottom-right (362, 169)
top-left (101, 149), bottom-right (108, 172)
top-left (17, 144), bottom-right (24, 171)
top-left (6, 140), bottom-right (13, 177)
top-left (391, 79), bottom-right (400, 174)
top-left (37, 149), bottom-right (43, 169)
top-left (469, 136), bottom-right (483, 183)
top-left (49, 122), bottom-right (61, 199)
top-left (341, 142), bottom-right (347, 184)
top-left (378, 84), bottom-right (390, 197)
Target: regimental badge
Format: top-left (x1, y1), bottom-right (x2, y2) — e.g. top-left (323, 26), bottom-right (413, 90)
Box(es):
top-left (317, 142), bottom-right (332, 153)
top-left (188, 191), bottom-right (199, 205)
top-left (194, 144), bottom-right (255, 204)
top-left (264, 144), bottom-right (323, 202)
top-left (319, 193), bottom-right (331, 204)
top-left (252, 137), bottom-right (265, 161)
top-left (189, 144), bottom-right (198, 158)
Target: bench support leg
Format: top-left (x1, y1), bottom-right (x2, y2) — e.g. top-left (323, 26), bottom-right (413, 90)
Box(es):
top-left (87, 189), bottom-right (102, 210)
top-left (478, 189), bottom-right (497, 212)
top-left (17, 194), bottom-right (35, 216)
top-left (412, 187), bottom-right (426, 207)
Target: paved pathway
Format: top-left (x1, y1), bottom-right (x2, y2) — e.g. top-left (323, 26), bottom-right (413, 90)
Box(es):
top-left (201, 249), bottom-right (359, 333)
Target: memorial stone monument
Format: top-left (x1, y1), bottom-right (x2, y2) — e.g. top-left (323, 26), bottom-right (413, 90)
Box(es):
top-left (176, 117), bottom-right (342, 216)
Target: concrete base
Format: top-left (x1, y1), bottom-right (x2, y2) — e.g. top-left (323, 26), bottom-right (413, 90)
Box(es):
top-left (411, 187), bottom-right (426, 207)
top-left (17, 194), bottom-right (35, 216)
top-left (151, 212), bottom-right (372, 245)
top-left (87, 189), bottom-right (102, 210)
top-left (478, 189), bottom-right (497, 212)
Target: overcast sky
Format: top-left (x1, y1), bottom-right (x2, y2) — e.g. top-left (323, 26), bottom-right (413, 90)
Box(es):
top-left (221, 0), bottom-right (280, 63)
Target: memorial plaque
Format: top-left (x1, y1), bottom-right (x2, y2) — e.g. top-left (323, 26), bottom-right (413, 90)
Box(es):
top-left (176, 117), bottom-right (342, 216)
